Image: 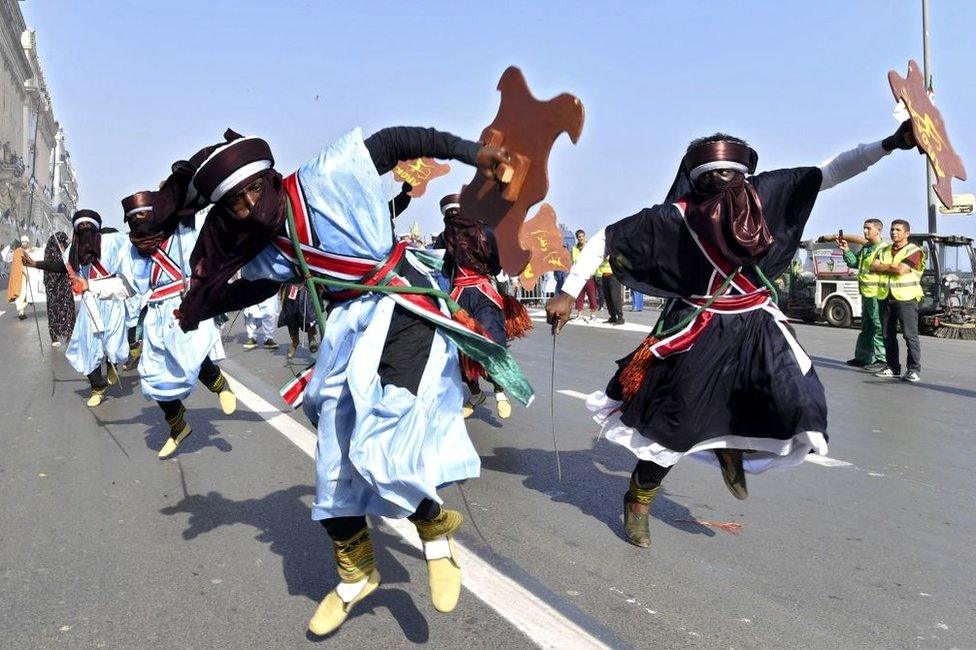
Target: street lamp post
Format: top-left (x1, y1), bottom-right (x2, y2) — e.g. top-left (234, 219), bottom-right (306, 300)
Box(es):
top-left (922, 0), bottom-right (940, 234)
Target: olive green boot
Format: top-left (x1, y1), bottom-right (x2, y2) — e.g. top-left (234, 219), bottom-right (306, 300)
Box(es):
top-left (715, 449), bottom-right (748, 500)
top-left (623, 478), bottom-right (659, 548)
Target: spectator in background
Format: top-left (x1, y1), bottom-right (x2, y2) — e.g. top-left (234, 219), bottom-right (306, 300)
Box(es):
top-left (554, 269), bottom-right (567, 295)
top-left (243, 294), bottom-right (281, 350)
top-left (598, 253), bottom-right (624, 325)
top-left (278, 284), bottom-right (319, 358)
top-left (837, 219), bottom-right (887, 371)
top-left (5, 235), bottom-right (32, 319)
top-left (630, 289), bottom-right (644, 312)
top-left (39, 231), bottom-right (75, 345)
top-left (871, 219), bottom-right (924, 382)
top-left (571, 229), bottom-right (598, 321)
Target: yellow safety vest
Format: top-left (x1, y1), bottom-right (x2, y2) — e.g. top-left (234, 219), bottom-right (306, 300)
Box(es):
top-left (877, 243), bottom-right (925, 301)
top-left (572, 245), bottom-right (606, 277)
top-left (856, 242), bottom-right (887, 298)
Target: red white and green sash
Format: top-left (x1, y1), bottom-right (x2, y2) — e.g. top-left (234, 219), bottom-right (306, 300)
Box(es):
top-left (273, 171), bottom-right (533, 408)
top-left (450, 266), bottom-right (503, 309)
top-left (148, 238), bottom-right (189, 303)
top-left (639, 201), bottom-right (804, 366)
top-left (87, 260), bottom-right (111, 280)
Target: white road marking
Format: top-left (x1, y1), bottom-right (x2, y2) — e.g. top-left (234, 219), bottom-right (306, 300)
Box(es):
top-left (555, 389), bottom-right (854, 468)
top-left (224, 373), bottom-right (611, 650)
top-left (805, 455), bottom-right (854, 468)
top-left (557, 389), bottom-right (590, 400)
top-left (530, 314), bottom-right (653, 334)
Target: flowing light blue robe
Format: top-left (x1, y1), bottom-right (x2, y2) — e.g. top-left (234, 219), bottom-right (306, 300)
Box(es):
top-left (65, 234), bottom-right (131, 376)
top-left (102, 225), bottom-right (221, 402)
top-left (244, 128), bottom-right (479, 520)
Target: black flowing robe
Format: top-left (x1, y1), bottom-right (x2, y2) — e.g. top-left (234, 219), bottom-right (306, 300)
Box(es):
top-left (602, 167), bottom-right (828, 459)
top-left (442, 229), bottom-right (506, 347)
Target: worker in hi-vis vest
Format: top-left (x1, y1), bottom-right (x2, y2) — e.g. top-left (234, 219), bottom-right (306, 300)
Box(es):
top-left (871, 219), bottom-right (925, 383)
top-left (838, 219), bottom-right (887, 371)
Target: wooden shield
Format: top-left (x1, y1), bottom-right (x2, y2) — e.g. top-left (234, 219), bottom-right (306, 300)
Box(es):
top-left (517, 203), bottom-right (571, 291)
top-left (392, 158), bottom-right (451, 198)
top-left (888, 60), bottom-right (967, 208)
top-left (459, 66), bottom-right (584, 277)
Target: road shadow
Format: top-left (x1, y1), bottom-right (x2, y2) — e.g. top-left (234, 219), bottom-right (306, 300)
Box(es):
top-left (480, 440), bottom-right (716, 543)
top-left (159, 486), bottom-right (430, 643)
top-left (810, 355), bottom-right (872, 375)
top-left (98, 403), bottom-right (261, 456)
top-left (861, 378), bottom-right (976, 400)
top-left (812, 355), bottom-right (976, 400)
top-left (463, 404), bottom-right (504, 429)
top-left (71, 364), bottom-right (139, 403)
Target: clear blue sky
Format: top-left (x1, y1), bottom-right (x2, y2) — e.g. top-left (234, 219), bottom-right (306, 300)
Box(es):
top-left (22, 0), bottom-right (976, 241)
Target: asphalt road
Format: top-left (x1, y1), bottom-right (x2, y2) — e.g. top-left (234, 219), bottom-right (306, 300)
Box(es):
top-left (1, 302), bottom-right (974, 649)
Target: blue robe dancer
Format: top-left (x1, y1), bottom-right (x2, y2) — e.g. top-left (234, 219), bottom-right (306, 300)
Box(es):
top-left (31, 210), bottom-right (129, 407)
top-left (172, 127), bottom-right (529, 635)
top-left (547, 120), bottom-right (919, 549)
top-left (95, 191), bottom-right (237, 459)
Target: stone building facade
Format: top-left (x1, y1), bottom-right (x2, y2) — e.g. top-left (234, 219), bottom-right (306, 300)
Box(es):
top-left (1, 0), bottom-right (77, 247)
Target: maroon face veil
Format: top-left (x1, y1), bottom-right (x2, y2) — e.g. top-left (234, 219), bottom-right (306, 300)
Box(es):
top-left (668, 139), bottom-right (773, 266)
top-left (177, 168), bottom-right (285, 331)
top-left (68, 209), bottom-right (103, 271)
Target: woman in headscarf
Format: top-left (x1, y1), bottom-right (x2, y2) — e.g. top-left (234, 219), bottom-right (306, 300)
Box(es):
top-left (41, 231), bottom-right (74, 345)
top-left (547, 120), bottom-right (918, 549)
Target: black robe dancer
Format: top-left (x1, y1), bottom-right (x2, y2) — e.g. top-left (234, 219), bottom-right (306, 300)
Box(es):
top-left (438, 193), bottom-right (531, 419)
top-left (546, 120), bottom-right (917, 548)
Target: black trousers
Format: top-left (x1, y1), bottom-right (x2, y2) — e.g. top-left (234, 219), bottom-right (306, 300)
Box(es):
top-left (287, 324), bottom-right (317, 342)
top-left (322, 498), bottom-right (442, 541)
top-left (880, 298), bottom-right (921, 373)
top-left (156, 357), bottom-right (223, 423)
top-left (602, 274), bottom-right (623, 321)
top-left (87, 366), bottom-right (107, 390)
top-left (633, 460), bottom-right (672, 488)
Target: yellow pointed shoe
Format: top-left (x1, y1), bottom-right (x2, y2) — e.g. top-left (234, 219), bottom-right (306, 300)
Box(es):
top-left (158, 423), bottom-right (192, 459)
top-left (495, 393), bottom-right (511, 419)
top-left (307, 569), bottom-right (381, 637)
top-left (106, 364), bottom-right (119, 386)
top-left (424, 537), bottom-right (462, 613)
top-left (86, 387), bottom-right (108, 408)
top-left (461, 391), bottom-right (486, 419)
top-left (218, 389), bottom-right (237, 415)
top-left (414, 509), bottom-right (464, 613)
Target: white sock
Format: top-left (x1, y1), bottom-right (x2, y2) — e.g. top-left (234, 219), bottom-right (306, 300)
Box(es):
top-left (495, 392), bottom-right (508, 402)
top-left (423, 535), bottom-right (452, 561)
top-left (335, 576), bottom-right (369, 602)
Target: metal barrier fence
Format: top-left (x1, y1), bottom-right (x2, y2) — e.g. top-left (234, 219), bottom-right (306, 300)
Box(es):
top-left (508, 280), bottom-right (664, 310)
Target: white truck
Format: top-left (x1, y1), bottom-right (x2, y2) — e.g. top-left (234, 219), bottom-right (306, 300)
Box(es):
top-left (781, 240), bottom-right (861, 327)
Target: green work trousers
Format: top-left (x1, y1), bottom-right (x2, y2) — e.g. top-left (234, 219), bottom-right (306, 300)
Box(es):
top-left (854, 296), bottom-right (886, 364)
